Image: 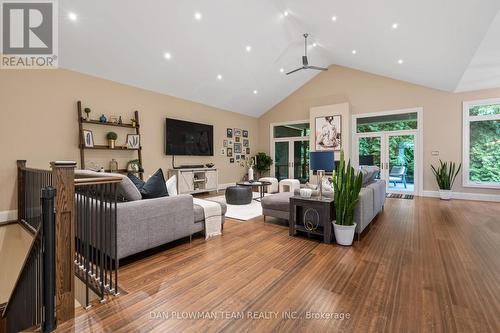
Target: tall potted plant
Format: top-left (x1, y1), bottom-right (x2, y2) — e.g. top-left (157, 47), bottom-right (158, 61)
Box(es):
top-left (430, 160), bottom-right (461, 200)
top-left (254, 152), bottom-right (273, 178)
top-left (332, 151), bottom-right (363, 246)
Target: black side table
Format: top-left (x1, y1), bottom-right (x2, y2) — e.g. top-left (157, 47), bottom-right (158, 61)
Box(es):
top-left (289, 195), bottom-right (334, 244)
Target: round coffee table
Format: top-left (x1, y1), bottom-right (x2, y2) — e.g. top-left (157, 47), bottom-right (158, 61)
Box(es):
top-left (236, 181), bottom-right (272, 202)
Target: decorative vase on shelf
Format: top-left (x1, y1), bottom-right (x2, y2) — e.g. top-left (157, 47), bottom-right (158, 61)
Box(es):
top-left (109, 159), bottom-right (118, 173)
top-left (108, 140), bottom-right (115, 149)
top-left (248, 167), bottom-right (254, 181)
top-left (99, 114), bottom-right (107, 123)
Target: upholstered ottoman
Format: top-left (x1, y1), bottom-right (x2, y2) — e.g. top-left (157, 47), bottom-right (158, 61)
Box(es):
top-left (258, 177), bottom-right (279, 194)
top-left (279, 179), bottom-right (300, 193)
top-left (225, 185), bottom-right (252, 205)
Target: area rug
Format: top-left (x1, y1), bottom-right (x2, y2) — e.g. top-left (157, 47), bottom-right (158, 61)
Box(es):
top-left (209, 193), bottom-right (267, 221)
top-left (386, 193), bottom-right (414, 200)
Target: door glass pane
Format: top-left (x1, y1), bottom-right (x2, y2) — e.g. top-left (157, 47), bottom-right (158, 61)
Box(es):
top-left (274, 142), bottom-right (289, 181)
top-left (357, 112), bottom-right (417, 133)
top-left (274, 123), bottom-right (310, 138)
top-left (358, 137), bottom-right (381, 175)
top-left (469, 120), bottom-right (500, 183)
top-left (388, 135), bottom-right (415, 192)
top-left (293, 141), bottom-right (310, 184)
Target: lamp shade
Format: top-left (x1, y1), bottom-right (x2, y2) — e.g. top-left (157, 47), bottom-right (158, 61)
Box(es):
top-left (309, 151), bottom-right (335, 171)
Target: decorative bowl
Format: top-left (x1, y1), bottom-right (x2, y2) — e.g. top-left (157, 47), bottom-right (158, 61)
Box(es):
top-left (205, 163), bottom-right (215, 168)
top-left (300, 188), bottom-right (313, 198)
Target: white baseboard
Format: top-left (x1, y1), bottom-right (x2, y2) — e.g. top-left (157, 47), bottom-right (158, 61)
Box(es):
top-left (0, 210), bottom-right (18, 223)
top-left (422, 191), bottom-right (500, 202)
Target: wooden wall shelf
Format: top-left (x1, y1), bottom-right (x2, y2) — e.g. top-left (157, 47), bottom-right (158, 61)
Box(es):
top-left (77, 101), bottom-right (144, 179)
top-left (81, 119), bottom-right (139, 129)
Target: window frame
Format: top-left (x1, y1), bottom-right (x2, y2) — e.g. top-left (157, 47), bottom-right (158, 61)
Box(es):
top-left (463, 98), bottom-right (500, 189)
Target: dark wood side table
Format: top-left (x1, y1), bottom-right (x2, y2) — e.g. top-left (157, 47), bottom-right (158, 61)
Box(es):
top-left (289, 195), bottom-right (335, 244)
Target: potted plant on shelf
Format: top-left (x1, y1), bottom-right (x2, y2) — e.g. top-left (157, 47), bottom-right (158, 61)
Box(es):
top-left (332, 151), bottom-right (363, 246)
top-left (83, 107), bottom-right (91, 120)
top-left (430, 160), bottom-right (461, 200)
top-left (254, 152), bottom-right (273, 178)
top-left (106, 132), bottom-right (118, 149)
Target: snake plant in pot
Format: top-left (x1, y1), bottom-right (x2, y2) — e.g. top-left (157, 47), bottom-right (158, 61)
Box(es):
top-left (430, 160), bottom-right (461, 200)
top-left (332, 151), bottom-right (363, 246)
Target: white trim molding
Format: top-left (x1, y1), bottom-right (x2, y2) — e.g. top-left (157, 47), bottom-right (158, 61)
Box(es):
top-left (0, 210), bottom-right (18, 223)
top-left (423, 191), bottom-right (500, 202)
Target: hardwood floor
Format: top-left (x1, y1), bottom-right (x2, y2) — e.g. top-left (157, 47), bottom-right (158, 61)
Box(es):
top-left (56, 197), bottom-right (500, 333)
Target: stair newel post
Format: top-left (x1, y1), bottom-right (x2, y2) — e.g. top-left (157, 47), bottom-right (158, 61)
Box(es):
top-left (50, 161), bottom-right (77, 323)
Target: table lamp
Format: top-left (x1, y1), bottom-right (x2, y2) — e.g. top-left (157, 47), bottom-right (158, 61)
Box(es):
top-left (309, 151), bottom-right (335, 199)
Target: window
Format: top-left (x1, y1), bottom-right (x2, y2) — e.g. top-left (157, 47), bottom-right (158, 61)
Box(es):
top-left (463, 99), bottom-right (500, 188)
top-left (273, 123), bottom-right (310, 138)
top-left (356, 112), bottom-right (418, 133)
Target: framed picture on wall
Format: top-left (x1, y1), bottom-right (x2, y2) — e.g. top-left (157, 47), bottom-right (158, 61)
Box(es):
top-left (236, 154), bottom-right (241, 160)
top-left (227, 147), bottom-right (233, 157)
top-left (243, 139), bottom-right (249, 147)
top-left (246, 147), bottom-right (250, 154)
top-left (223, 140), bottom-right (228, 147)
top-left (221, 148), bottom-right (225, 155)
top-left (243, 130), bottom-right (248, 138)
top-left (227, 128), bottom-right (233, 138)
top-left (234, 128), bottom-right (242, 137)
top-left (234, 143), bottom-right (242, 153)
top-left (315, 115), bottom-right (342, 151)
top-left (235, 136), bottom-right (240, 143)
top-left (82, 130), bottom-right (94, 148)
top-left (230, 158), bottom-right (235, 163)
top-left (127, 134), bottom-right (140, 149)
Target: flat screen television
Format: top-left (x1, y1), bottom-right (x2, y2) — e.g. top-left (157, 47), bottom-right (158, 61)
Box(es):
top-left (165, 118), bottom-right (214, 156)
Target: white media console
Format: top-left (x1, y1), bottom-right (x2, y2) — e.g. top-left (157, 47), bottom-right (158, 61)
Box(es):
top-left (168, 168), bottom-right (218, 195)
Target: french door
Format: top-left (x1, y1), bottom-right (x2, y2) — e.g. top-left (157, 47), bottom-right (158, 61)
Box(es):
top-left (273, 139), bottom-right (310, 183)
top-left (355, 131), bottom-right (417, 194)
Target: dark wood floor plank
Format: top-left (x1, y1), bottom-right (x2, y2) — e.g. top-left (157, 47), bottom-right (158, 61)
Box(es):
top-left (56, 197), bottom-right (500, 333)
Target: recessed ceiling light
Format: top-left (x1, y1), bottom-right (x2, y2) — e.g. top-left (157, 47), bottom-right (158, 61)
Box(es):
top-left (283, 11), bottom-right (289, 17)
top-left (194, 12), bottom-right (202, 20)
top-left (164, 52), bottom-right (172, 60)
top-left (217, 74), bottom-right (223, 80)
top-left (352, 49), bottom-right (357, 55)
top-left (398, 59), bottom-right (404, 64)
top-left (253, 90), bottom-right (258, 95)
top-left (331, 16), bottom-right (337, 21)
top-left (68, 12), bottom-right (77, 21)
top-left (312, 43), bottom-right (317, 47)
top-left (280, 68), bottom-right (284, 73)
top-left (392, 23), bottom-right (399, 29)
top-left (246, 45), bottom-right (252, 52)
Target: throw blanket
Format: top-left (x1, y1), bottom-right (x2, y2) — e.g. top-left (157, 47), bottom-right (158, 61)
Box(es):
top-left (192, 198), bottom-right (222, 239)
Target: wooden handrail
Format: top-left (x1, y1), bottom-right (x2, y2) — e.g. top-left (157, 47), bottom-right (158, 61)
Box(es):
top-left (74, 176), bottom-right (122, 186)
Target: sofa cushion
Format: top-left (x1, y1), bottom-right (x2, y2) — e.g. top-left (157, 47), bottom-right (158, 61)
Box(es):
top-left (261, 192), bottom-right (294, 212)
top-left (359, 166), bottom-right (380, 186)
top-left (75, 169), bottom-right (142, 201)
top-left (127, 172), bottom-right (145, 190)
top-left (140, 169), bottom-right (169, 199)
top-left (165, 175), bottom-right (178, 196)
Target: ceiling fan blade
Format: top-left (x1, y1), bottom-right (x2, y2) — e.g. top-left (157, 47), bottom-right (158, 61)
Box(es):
top-left (308, 66), bottom-right (328, 71)
top-left (286, 67), bottom-right (305, 75)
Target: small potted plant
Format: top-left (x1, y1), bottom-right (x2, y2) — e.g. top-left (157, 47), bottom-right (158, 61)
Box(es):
top-left (332, 151), bottom-right (363, 246)
top-left (84, 107), bottom-right (91, 120)
top-left (106, 132), bottom-right (118, 149)
top-left (431, 160), bottom-right (461, 200)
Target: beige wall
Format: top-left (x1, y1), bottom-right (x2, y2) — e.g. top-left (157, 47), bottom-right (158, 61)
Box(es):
top-left (258, 65), bottom-right (500, 196)
top-left (0, 69), bottom-right (258, 213)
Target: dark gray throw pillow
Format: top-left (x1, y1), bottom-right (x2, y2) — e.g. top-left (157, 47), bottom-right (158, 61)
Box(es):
top-left (138, 169), bottom-right (169, 199)
top-left (127, 172), bottom-right (145, 190)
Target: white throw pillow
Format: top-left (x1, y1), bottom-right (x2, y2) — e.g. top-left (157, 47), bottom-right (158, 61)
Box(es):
top-left (165, 175), bottom-right (178, 196)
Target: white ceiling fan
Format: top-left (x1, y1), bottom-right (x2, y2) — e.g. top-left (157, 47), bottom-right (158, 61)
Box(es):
top-left (286, 33), bottom-right (328, 75)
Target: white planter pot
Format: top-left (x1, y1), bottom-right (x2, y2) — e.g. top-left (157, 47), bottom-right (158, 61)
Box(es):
top-left (248, 167), bottom-right (254, 181)
top-left (332, 222), bottom-right (357, 246)
top-left (439, 189), bottom-right (452, 200)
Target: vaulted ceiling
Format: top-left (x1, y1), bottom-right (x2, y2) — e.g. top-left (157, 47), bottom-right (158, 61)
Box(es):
top-left (60, 0), bottom-right (500, 117)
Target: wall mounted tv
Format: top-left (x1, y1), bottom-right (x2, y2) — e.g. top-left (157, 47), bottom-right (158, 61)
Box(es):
top-left (165, 118), bottom-right (214, 156)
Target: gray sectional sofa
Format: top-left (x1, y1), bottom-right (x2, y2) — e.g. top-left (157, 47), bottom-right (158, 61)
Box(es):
top-left (75, 170), bottom-right (226, 259)
top-left (261, 174), bottom-right (386, 238)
